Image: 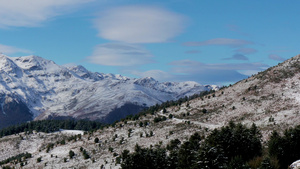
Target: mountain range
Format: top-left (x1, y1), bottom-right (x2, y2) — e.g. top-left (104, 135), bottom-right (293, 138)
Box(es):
top-left (0, 54), bottom-right (217, 128)
top-left (1, 55), bottom-right (300, 168)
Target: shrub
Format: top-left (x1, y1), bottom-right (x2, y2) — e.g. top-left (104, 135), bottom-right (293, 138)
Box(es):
top-left (139, 122), bottom-right (143, 127)
top-left (94, 137), bottom-right (99, 143)
top-left (46, 143), bottom-right (54, 153)
top-left (82, 150), bottom-right (90, 159)
top-left (37, 157), bottom-right (42, 163)
top-left (69, 150), bottom-right (75, 159)
top-left (150, 131), bottom-right (154, 137)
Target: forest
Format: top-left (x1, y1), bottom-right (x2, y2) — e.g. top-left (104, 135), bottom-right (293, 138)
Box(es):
top-left (119, 122), bottom-right (300, 169)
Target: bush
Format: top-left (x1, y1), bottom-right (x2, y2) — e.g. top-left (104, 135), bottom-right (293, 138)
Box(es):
top-left (150, 131), bottom-right (154, 137)
top-left (154, 116), bottom-right (167, 123)
top-left (82, 150), bottom-right (90, 159)
top-left (154, 117), bottom-right (161, 123)
top-left (37, 157), bottom-right (42, 163)
top-left (60, 139), bottom-right (66, 145)
top-left (46, 143), bottom-right (54, 153)
top-left (69, 150), bottom-right (75, 159)
top-left (163, 108), bottom-right (167, 113)
top-left (94, 137), bottom-right (99, 143)
top-left (139, 121), bottom-right (143, 127)
top-left (109, 147), bottom-right (114, 152)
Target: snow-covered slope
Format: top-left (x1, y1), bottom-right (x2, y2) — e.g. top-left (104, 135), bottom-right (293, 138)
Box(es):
top-left (0, 54), bottom-right (215, 128)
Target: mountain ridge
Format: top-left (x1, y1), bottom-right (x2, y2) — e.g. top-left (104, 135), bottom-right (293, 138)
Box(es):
top-left (0, 54), bottom-right (216, 128)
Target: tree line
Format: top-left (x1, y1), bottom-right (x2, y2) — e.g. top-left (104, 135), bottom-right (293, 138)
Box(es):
top-left (0, 119), bottom-right (103, 137)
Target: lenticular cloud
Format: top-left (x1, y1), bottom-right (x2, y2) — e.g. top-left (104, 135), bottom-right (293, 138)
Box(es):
top-left (0, 0), bottom-right (93, 27)
top-left (94, 6), bottom-right (185, 43)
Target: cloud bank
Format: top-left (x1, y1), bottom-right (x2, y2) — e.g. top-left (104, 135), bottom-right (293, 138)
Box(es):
top-left (183, 38), bottom-right (253, 48)
top-left (87, 43), bottom-right (154, 66)
top-left (234, 48), bottom-right (257, 55)
top-left (223, 54), bottom-right (249, 61)
top-left (130, 60), bottom-right (268, 84)
top-left (268, 54), bottom-right (285, 61)
top-left (0, 44), bottom-right (31, 54)
top-left (94, 5), bottom-right (185, 43)
top-left (0, 0), bottom-right (93, 27)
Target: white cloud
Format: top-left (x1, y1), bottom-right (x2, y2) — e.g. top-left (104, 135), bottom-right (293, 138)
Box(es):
top-left (0, 0), bottom-right (93, 27)
top-left (94, 5), bottom-right (185, 43)
top-left (87, 43), bottom-right (154, 66)
top-left (234, 48), bottom-right (257, 55)
top-left (0, 44), bottom-right (32, 54)
top-left (167, 60), bottom-right (268, 84)
top-left (170, 60), bottom-right (267, 71)
top-left (223, 54), bottom-right (249, 61)
top-left (130, 69), bottom-right (174, 82)
top-left (226, 24), bottom-right (249, 36)
top-left (268, 54), bottom-right (285, 61)
top-left (185, 50), bottom-right (201, 54)
top-left (238, 70), bottom-right (261, 76)
top-left (127, 60), bottom-right (269, 85)
top-left (183, 38), bottom-right (253, 48)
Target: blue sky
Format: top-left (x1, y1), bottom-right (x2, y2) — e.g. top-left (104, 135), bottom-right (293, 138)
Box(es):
top-left (0, 0), bottom-right (299, 85)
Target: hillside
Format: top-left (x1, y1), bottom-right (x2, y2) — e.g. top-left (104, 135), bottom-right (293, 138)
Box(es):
top-left (1, 54), bottom-right (300, 168)
top-left (0, 54), bottom-right (216, 128)
top-left (183, 54), bottom-right (300, 139)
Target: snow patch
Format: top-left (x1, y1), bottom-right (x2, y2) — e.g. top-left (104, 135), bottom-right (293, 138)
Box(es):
top-left (290, 160), bottom-right (300, 169)
top-left (57, 129), bottom-right (84, 135)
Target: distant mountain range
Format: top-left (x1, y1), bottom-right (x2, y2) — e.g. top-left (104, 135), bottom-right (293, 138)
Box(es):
top-left (0, 54), bottom-right (217, 128)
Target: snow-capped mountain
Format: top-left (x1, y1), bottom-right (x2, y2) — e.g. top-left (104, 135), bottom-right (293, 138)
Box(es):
top-left (0, 54), bottom-right (216, 128)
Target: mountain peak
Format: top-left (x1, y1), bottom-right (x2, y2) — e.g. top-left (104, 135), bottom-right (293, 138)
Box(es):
top-left (11, 55), bottom-right (60, 72)
top-left (69, 65), bottom-right (88, 73)
top-left (0, 55), bottom-right (20, 75)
